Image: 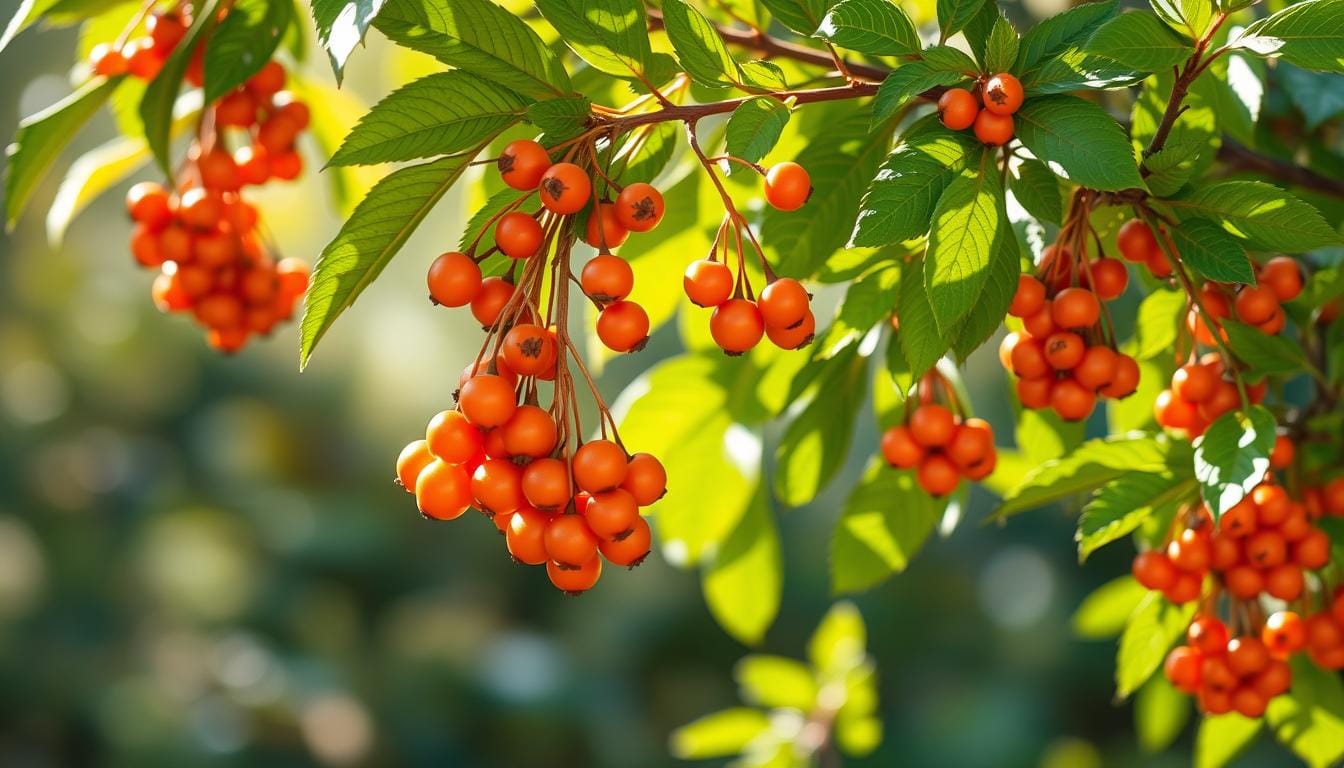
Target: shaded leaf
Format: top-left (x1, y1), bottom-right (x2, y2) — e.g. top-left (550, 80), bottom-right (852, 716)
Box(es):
top-left (725, 97), bottom-right (791, 166)
top-left (1116, 592), bottom-right (1194, 698)
top-left (830, 459), bottom-right (947, 594)
top-left (204, 0), bottom-right (292, 101)
top-left (1168, 180), bottom-right (1342, 252)
top-left (1073, 575), bottom-right (1148, 640)
top-left (703, 483), bottom-right (782, 645)
top-left (924, 152), bottom-right (1000, 331)
top-left (1015, 95), bottom-right (1145, 191)
top-left (1193, 405), bottom-right (1276, 517)
top-left (1167, 217), bottom-right (1252, 284)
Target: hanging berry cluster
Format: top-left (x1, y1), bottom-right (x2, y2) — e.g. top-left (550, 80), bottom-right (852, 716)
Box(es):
top-left (1000, 196), bottom-right (1140, 421)
top-left (879, 372), bottom-right (997, 496)
top-left (101, 7), bottom-right (311, 353)
top-left (937, 72), bottom-right (1023, 147)
top-left (1163, 612), bottom-right (1296, 718)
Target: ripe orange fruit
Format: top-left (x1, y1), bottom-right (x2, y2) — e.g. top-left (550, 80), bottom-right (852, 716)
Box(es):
top-left (470, 276), bottom-right (515, 328)
top-left (584, 489), bottom-right (640, 539)
top-left (572, 439), bottom-right (628, 493)
top-left (763, 162), bottom-right (811, 211)
top-left (1015, 376), bottom-right (1054, 409)
top-left (522, 457), bottom-right (571, 510)
top-left (498, 139), bottom-right (551, 191)
top-left (396, 439), bottom-right (434, 492)
top-left (599, 516), bottom-right (651, 566)
top-left (945, 418), bottom-right (994, 470)
top-left (1051, 378), bottom-right (1096, 421)
top-left (500, 404), bottom-right (558, 458)
top-left (710, 298), bottom-right (764, 354)
top-left (615, 182), bottom-right (665, 232)
top-left (427, 251), bottom-right (481, 307)
top-left (597, 300), bottom-right (651, 352)
top-left (581, 254), bottom-right (635, 304)
top-left (1009, 336), bottom-right (1050, 379)
top-left (973, 110), bottom-right (1013, 146)
top-left (126, 182), bottom-right (173, 228)
top-left (583, 202), bottom-right (629, 248)
top-left (1051, 287), bottom-right (1101, 329)
top-left (765, 310), bottom-right (815, 350)
top-left (621, 453), bottom-right (667, 506)
top-left (916, 454), bottom-right (960, 496)
top-left (758, 278), bottom-right (810, 329)
top-left (426, 409), bottom-right (484, 464)
top-left (880, 425), bottom-right (923, 468)
top-left (544, 514), bottom-right (599, 566)
top-left (1117, 219), bottom-right (1158, 263)
top-left (547, 554), bottom-right (602, 593)
top-left (937, 88), bottom-right (977, 131)
top-left (507, 506), bottom-right (550, 564)
top-left (1043, 331), bottom-right (1086, 370)
top-left (684, 259), bottom-right (733, 307)
top-left (1172, 362), bottom-right (1218, 403)
top-left (495, 212), bottom-right (544, 259)
top-left (1132, 550), bottom-right (1176, 590)
top-left (471, 458), bottom-right (525, 515)
top-left (1260, 257), bottom-right (1302, 302)
top-left (1008, 275), bottom-right (1046, 318)
top-left (1072, 345), bottom-right (1118, 390)
top-left (1022, 303), bottom-right (1056, 337)
top-left (1087, 258), bottom-right (1129, 301)
top-left (90, 44), bottom-right (129, 77)
top-left (414, 460), bottom-right (473, 520)
top-left (538, 162), bottom-right (591, 214)
top-left (502, 323), bottom-right (557, 377)
top-left (458, 374), bottom-right (517, 428)
top-left (909, 404), bottom-right (956, 447)
top-left (981, 73), bottom-right (1024, 115)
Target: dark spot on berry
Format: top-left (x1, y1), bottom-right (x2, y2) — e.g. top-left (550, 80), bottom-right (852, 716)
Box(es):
top-left (520, 336), bottom-right (544, 359)
top-left (541, 176), bottom-right (567, 201)
top-left (630, 196), bottom-right (656, 221)
top-left (497, 153), bottom-right (516, 174)
top-left (988, 86), bottom-right (1008, 106)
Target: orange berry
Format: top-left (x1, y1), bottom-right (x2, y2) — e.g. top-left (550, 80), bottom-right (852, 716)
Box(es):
top-left (1043, 332), bottom-right (1086, 370)
top-left (1265, 564), bottom-right (1305, 601)
top-left (1051, 378), bottom-right (1095, 421)
top-left (495, 212), bottom-right (544, 258)
top-left (502, 323), bottom-right (557, 377)
top-left (1262, 611), bottom-right (1305, 658)
top-left (547, 554), bottom-right (602, 594)
top-left (1189, 616), bottom-right (1230, 655)
top-left (126, 181), bottom-right (173, 229)
top-left (916, 453), bottom-right (960, 496)
top-left (506, 507), bottom-right (550, 564)
top-left (1116, 220), bottom-right (1158, 263)
top-left (758, 278), bottom-right (810, 329)
top-left (458, 374), bottom-right (517, 428)
top-left (572, 440), bottom-right (628, 493)
top-left (944, 418), bottom-right (994, 471)
top-left (710, 298), bottom-right (764, 354)
top-left (1227, 637), bottom-right (1271, 677)
top-left (880, 425), bottom-right (924, 469)
top-left (1260, 257), bottom-right (1302, 302)
top-left (471, 459), bottom-right (525, 515)
top-left (909, 404), bottom-right (956, 447)
top-left (215, 89), bottom-right (258, 127)
top-left (498, 139), bottom-right (551, 190)
top-left (583, 203), bottom-right (629, 249)
top-left (470, 276), bottom-right (515, 327)
top-left (414, 459), bottom-right (473, 521)
top-left (581, 254), bottom-right (634, 304)
top-left (500, 404), bottom-right (558, 459)
top-left (427, 251), bottom-right (482, 307)
top-left (395, 439), bottom-right (434, 492)
top-left (584, 489), bottom-right (640, 540)
top-left (1087, 258), bottom-right (1129, 301)
top-left (596, 300), bottom-right (651, 353)
top-left (1051, 287), bottom-right (1101, 329)
top-left (1235, 284), bottom-right (1280, 325)
top-left (763, 162), bottom-right (811, 211)
top-left (1133, 550), bottom-right (1176, 590)
top-left (1008, 275), bottom-right (1046, 317)
top-left (1015, 376), bottom-right (1054, 409)
top-left (545, 514), bottom-right (599, 566)
top-left (614, 182), bottom-right (665, 232)
top-left (766, 310), bottom-right (816, 350)
top-left (1165, 646), bottom-right (1202, 693)
top-left (981, 73), bottom-right (1023, 115)
top-left (90, 44), bottom-right (129, 77)
top-left (538, 162), bottom-right (591, 214)
top-left (1009, 336), bottom-right (1051, 379)
top-left (937, 88), bottom-right (978, 130)
top-left (1099, 353), bottom-right (1140, 398)
top-left (684, 259), bottom-right (734, 308)
top-left (599, 516), bottom-right (651, 566)
top-left (426, 409), bottom-right (484, 464)
top-left (621, 453), bottom-right (666, 506)
top-left (522, 457), bottom-right (572, 511)
top-left (973, 110), bottom-right (1013, 146)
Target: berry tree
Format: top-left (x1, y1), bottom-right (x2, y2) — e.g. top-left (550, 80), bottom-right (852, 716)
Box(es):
top-left (5, 0), bottom-right (1344, 764)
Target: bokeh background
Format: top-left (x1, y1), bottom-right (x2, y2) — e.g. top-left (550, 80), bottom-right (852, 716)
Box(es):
top-left (0, 3), bottom-right (1305, 767)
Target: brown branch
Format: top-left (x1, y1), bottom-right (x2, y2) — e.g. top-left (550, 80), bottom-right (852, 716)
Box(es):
top-left (1216, 140), bottom-right (1344, 199)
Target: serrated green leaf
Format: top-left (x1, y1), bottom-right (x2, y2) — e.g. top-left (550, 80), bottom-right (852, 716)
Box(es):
top-left (831, 459), bottom-right (946, 594)
top-left (1022, 46), bottom-right (1148, 94)
top-left (896, 254), bottom-right (951, 375)
top-left (1136, 676), bottom-right (1191, 753)
top-left (925, 152), bottom-right (1000, 331)
top-left (1142, 138), bottom-right (1204, 196)
top-left (949, 209), bottom-right (1018, 360)
top-left (738, 59), bottom-right (788, 90)
top-left (535, 0), bottom-right (657, 80)
top-left (612, 120), bottom-right (679, 185)
top-left (329, 72), bottom-right (526, 166)
top-left (301, 154), bottom-right (475, 368)
top-left (1073, 575), bottom-right (1148, 640)
top-left (759, 0), bottom-right (838, 36)
top-left (374, 0), bottom-right (571, 98)
top-left (921, 43), bottom-right (980, 74)
top-left (815, 0), bottom-right (920, 57)
top-left (851, 119), bottom-right (979, 247)
top-left (775, 344), bottom-right (867, 506)
top-left (703, 483), bottom-right (781, 646)
top-left (1015, 95), bottom-right (1145, 191)
top-left (4, 75), bottom-right (120, 230)
top-left (311, 0), bottom-right (386, 81)
top-left (735, 655), bottom-right (817, 710)
top-left (936, 0), bottom-right (985, 41)
top-left (204, 0), bottom-right (291, 101)
top-left (1265, 657), bottom-right (1344, 768)
top-left (1133, 288), bottom-right (1185, 360)
top-left (1166, 217), bottom-right (1252, 284)
top-left (1083, 10), bottom-right (1193, 71)
top-left (1222, 320), bottom-right (1311, 380)
top-left (1168, 181), bottom-right (1342, 252)
top-left (661, 0), bottom-right (739, 87)
top-left (1116, 592), bottom-right (1194, 698)
top-left (140, 1), bottom-right (220, 176)
top-left (1077, 473), bottom-right (1192, 561)
top-left (1232, 0), bottom-right (1344, 74)
top-left (669, 708), bottom-right (771, 759)
top-left (983, 14), bottom-right (1018, 73)
top-left (1016, 0), bottom-right (1119, 71)
top-left (725, 97), bottom-right (791, 166)
top-left (1193, 405), bottom-right (1276, 517)
top-left (1009, 158), bottom-right (1064, 224)
top-left (871, 64), bottom-right (962, 127)
top-left (1195, 714), bottom-right (1262, 768)
top-left (993, 434), bottom-right (1188, 520)
top-left (526, 96), bottom-right (591, 141)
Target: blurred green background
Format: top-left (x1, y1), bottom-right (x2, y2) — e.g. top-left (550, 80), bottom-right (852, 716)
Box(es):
top-left (0, 6), bottom-right (1300, 768)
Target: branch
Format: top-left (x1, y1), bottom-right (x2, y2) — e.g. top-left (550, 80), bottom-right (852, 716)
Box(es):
top-left (1216, 141), bottom-right (1344, 199)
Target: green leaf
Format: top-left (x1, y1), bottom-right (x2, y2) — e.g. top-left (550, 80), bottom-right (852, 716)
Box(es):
top-left (311, 0), bottom-right (386, 80)
top-left (809, 601), bottom-right (867, 679)
top-left (921, 43), bottom-right (980, 74)
top-left (1168, 181), bottom-right (1343, 252)
top-left (4, 75), bottom-right (120, 230)
top-left (1077, 473), bottom-right (1192, 561)
top-left (1278, 63), bottom-right (1344, 130)
top-left (1022, 46), bottom-right (1148, 94)
top-left (1009, 158), bottom-right (1064, 225)
top-left (763, 109), bottom-right (891, 278)
top-left (301, 154), bottom-right (475, 369)
top-left (0, 0), bottom-right (63, 54)
top-left (871, 64), bottom-right (962, 128)
top-left (534, 0), bottom-right (657, 80)
top-left (329, 72), bottom-right (527, 166)
top-left (661, 0), bottom-right (739, 87)
top-left (1222, 320), bottom-right (1311, 380)
top-left (1193, 405), bottom-right (1276, 517)
top-left (1083, 11), bottom-right (1193, 71)
top-left (738, 59), bottom-right (789, 91)
top-left (141, 1), bottom-right (220, 176)
top-left (734, 655), bottom-right (817, 710)
top-left (758, 0), bottom-right (838, 36)
top-left (1195, 714), bottom-right (1262, 768)
top-left (924, 152), bottom-right (1001, 331)
top-left (1136, 676), bottom-right (1191, 753)
top-left (1266, 657), bottom-right (1344, 768)
top-left (1015, 0), bottom-right (1119, 71)
top-left (948, 213), bottom-right (1018, 360)
top-left (1072, 575), bottom-right (1148, 640)
top-left (1133, 288), bottom-right (1185, 360)
top-left (895, 254), bottom-right (951, 376)
top-left (526, 96), bottom-right (592, 142)
top-left (703, 484), bottom-right (782, 646)
top-left (820, 263), bottom-right (901, 352)
top-left (936, 0), bottom-right (986, 41)
top-left (774, 344), bottom-right (867, 506)
top-left (1015, 95), bottom-right (1145, 191)
top-left (1015, 407), bottom-right (1084, 466)
top-left (374, 0), bottom-right (571, 99)
top-left (851, 119), bottom-right (980, 247)
top-left (1166, 218), bottom-right (1252, 284)
top-left (982, 14), bottom-right (1018, 74)
top-left (669, 708), bottom-right (771, 759)
top-left (1116, 592), bottom-right (1194, 698)
top-left (1142, 138), bottom-right (1204, 196)
top-left (204, 0), bottom-right (292, 101)
top-left (815, 0), bottom-right (920, 57)
top-left (993, 435), bottom-right (1187, 520)
top-left (725, 97), bottom-right (791, 166)
top-left (1232, 0), bottom-right (1344, 74)
top-left (830, 459), bottom-right (947, 594)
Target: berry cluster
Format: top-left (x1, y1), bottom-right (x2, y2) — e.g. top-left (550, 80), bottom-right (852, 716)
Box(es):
top-left (1115, 219), bottom-right (1178, 279)
top-left (879, 374), bottom-right (997, 495)
top-left (937, 72), bottom-right (1023, 147)
top-left (104, 9), bottom-right (311, 353)
top-left (396, 402), bottom-right (664, 594)
top-left (1154, 354), bottom-right (1268, 436)
top-left (683, 161), bottom-right (817, 354)
top-left (1000, 244), bottom-right (1138, 421)
top-left (1164, 613), bottom-right (1296, 717)
top-left (1304, 590), bottom-right (1344, 670)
